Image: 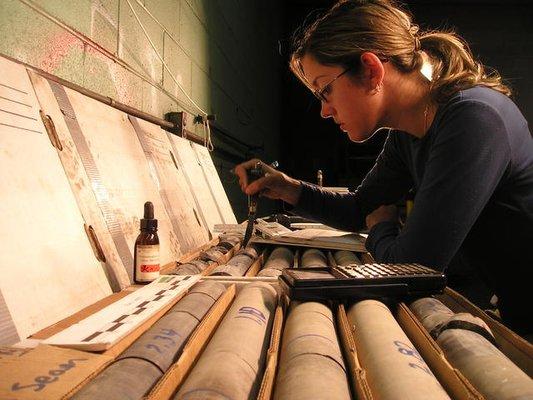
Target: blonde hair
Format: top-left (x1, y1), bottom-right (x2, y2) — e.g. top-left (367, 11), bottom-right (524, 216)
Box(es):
top-left (290, 0), bottom-right (511, 103)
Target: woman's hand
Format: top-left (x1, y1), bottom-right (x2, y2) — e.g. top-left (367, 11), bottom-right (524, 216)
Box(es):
top-left (366, 205), bottom-right (398, 230)
top-left (233, 159), bottom-right (302, 205)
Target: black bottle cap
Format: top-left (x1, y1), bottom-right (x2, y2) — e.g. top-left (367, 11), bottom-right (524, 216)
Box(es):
top-left (140, 201), bottom-right (158, 231)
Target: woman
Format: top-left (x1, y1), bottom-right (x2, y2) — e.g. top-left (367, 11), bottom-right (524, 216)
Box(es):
top-left (234, 0), bottom-right (532, 334)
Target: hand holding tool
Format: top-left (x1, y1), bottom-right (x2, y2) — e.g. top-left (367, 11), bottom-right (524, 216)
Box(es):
top-left (242, 161), bottom-right (278, 247)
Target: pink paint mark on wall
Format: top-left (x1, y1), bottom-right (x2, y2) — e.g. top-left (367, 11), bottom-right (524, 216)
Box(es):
top-left (38, 31), bottom-right (84, 73)
top-left (36, 27), bottom-right (144, 110)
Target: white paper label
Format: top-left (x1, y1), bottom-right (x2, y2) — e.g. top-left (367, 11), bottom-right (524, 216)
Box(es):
top-left (135, 244), bottom-right (160, 282)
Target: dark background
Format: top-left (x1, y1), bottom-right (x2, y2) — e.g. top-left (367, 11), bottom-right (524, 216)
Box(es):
top-left (279, 0), bottom-right (533, 190)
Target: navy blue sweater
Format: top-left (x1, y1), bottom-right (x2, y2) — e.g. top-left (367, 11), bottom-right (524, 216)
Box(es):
top-left (294, 87), bottom-right (533, 332)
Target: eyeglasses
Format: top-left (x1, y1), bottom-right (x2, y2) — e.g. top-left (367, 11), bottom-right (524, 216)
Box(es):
top-left (312, 66), bottom-right (354, 103)
top-left (310, 58), bottom-right (388, 103)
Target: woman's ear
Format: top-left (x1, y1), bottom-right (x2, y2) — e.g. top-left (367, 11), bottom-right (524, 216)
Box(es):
top-left (359, 52), bottom-right (385, 93)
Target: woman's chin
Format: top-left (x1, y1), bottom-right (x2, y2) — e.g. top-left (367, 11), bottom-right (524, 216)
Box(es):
top-left (346, 129), bottom-right (368, 143)
top-left (346, 127), bottom-right (377, 143)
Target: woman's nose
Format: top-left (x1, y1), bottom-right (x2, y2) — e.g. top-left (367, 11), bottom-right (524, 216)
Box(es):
top-left (320, 101), bottom-right (334, 119)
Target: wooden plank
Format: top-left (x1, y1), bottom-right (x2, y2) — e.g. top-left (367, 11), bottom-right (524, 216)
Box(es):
top-left (167, 135), bottom-right (225, 236)
top-left (29, 71), bottom-right (131, 290)
top-left (192, 143), bottom-right (237, 224)
top-left (33, 76), bottom-right (186, 282)
top-left (56, 84), bottom-right (182, 281)
top-left (129, 117), bottom-right (209, 252)
top-left (0, 59), bottom-right (112, 344)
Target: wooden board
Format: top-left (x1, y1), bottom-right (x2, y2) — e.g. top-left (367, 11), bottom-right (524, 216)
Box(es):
top-left (167, 135), bottom-right (228, 236)
top-left (192, 142), bottom-right (237, 225)
top-left (53, 84), bottom-right (182, 281)
top-left (0, 58), bottom-right (112, 344)
top-left (29, 70), bottom-right (238, 283)
top-left (128, 116), bottom-right (209, 251)
top-left (29, 71), bottom-right (131, 290)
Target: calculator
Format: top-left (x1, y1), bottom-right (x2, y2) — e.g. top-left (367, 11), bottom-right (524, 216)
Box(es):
top-left (279, 263), bottom-right (446, 301)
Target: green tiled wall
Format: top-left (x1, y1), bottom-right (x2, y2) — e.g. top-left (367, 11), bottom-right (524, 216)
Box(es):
top-left (0, 0), bottom-right (283, 220)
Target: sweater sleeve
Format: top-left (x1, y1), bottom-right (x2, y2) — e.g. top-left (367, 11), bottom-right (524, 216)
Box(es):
top-left (366, 100), bottom-right (512, 270)
top-left (293, 131), bottom-right (413, 231)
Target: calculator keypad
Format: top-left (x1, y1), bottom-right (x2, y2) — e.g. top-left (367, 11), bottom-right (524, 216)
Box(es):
top-left (337, 263), bottom-right (437, 278)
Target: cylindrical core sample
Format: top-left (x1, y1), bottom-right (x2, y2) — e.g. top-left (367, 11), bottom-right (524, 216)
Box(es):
top-left (174, 282), bottom-right (277, 400)
top-left (71, 358), bottom-right (162, 400)
top-left (119, 281), bottom-right (226, 371)
top-left (333, 250), bottom-right (361, 266)
top-left (409, 297), bottom-right (455, 333)
top-left (258, 246), bottom-right (294, 277)
top-left (347, 300), bottom-right (451, 400)
top-left (172, 259), bottom-right (211, 275)
top-left (217, 234), bottom-right (241, 251)
top-left (119, 312), bottom-right (199, 371)
top-left (199, 247), bottom-right (225, 262)
top-left (72, 281), bottom-right (225, 400)
top-left (191, 259), bottom-right (211, 269)
top-left (301, 248), bottom-right (328, 268)
top-left (274, 301), bottom-right (351, 400)
top-left (217, 241), bottom-right (235, 251)
top-left (168, 282), bottom-right (226, 321)
top-left (171, 263), bottom-right (202, 275)
top-left (410, 298), bottom-right (533, 400)
top-left (213, 245), bottom-right (230, 254)
top-left (218, 234), bottom-right (241, 246)
top-left (187, 280), bottom-right (227, 300)
top-left (238, 244), bottom-right (260, 259)
top-left (210, 245), bottom-right (259, 276)
top-left (210, 254), bottom-right (254, 276)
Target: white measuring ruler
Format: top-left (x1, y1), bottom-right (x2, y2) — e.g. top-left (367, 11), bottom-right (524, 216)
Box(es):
top-left (43, 275), bottom-right (201, 351)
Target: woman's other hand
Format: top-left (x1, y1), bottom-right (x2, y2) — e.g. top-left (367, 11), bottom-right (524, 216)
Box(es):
top-left (366, 205), bottom-right (398, 230)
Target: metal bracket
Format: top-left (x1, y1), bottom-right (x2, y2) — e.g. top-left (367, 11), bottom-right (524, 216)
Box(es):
top-left (164, 111), bottom-right (194, 138)
top-left (84, 224), bottom-right (106, 263)
top-left (39, 110), bottom-right (63, 151)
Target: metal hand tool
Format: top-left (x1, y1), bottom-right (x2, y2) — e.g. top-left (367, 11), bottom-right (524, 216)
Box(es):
top-left (242, 161), bottom-right (278, 247)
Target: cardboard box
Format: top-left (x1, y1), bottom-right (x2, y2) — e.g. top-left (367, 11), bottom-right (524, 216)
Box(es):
top-left (0, 238), bottom-right (247, 400)
top-left (0, 345), bottom-right (113, 400)
top-left (0, 281), bottom-right (238, 400)
top-left (2, 279), bottom-right (280, 400)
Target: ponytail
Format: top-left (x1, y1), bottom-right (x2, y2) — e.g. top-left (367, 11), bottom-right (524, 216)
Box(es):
top-left (291, 0), bottom-right (512, 103)
top-left (420, 31), bottom-right (512, 103)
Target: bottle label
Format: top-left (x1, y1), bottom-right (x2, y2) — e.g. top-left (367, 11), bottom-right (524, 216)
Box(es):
top-left (135, 244), bottom-right (160, 282)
